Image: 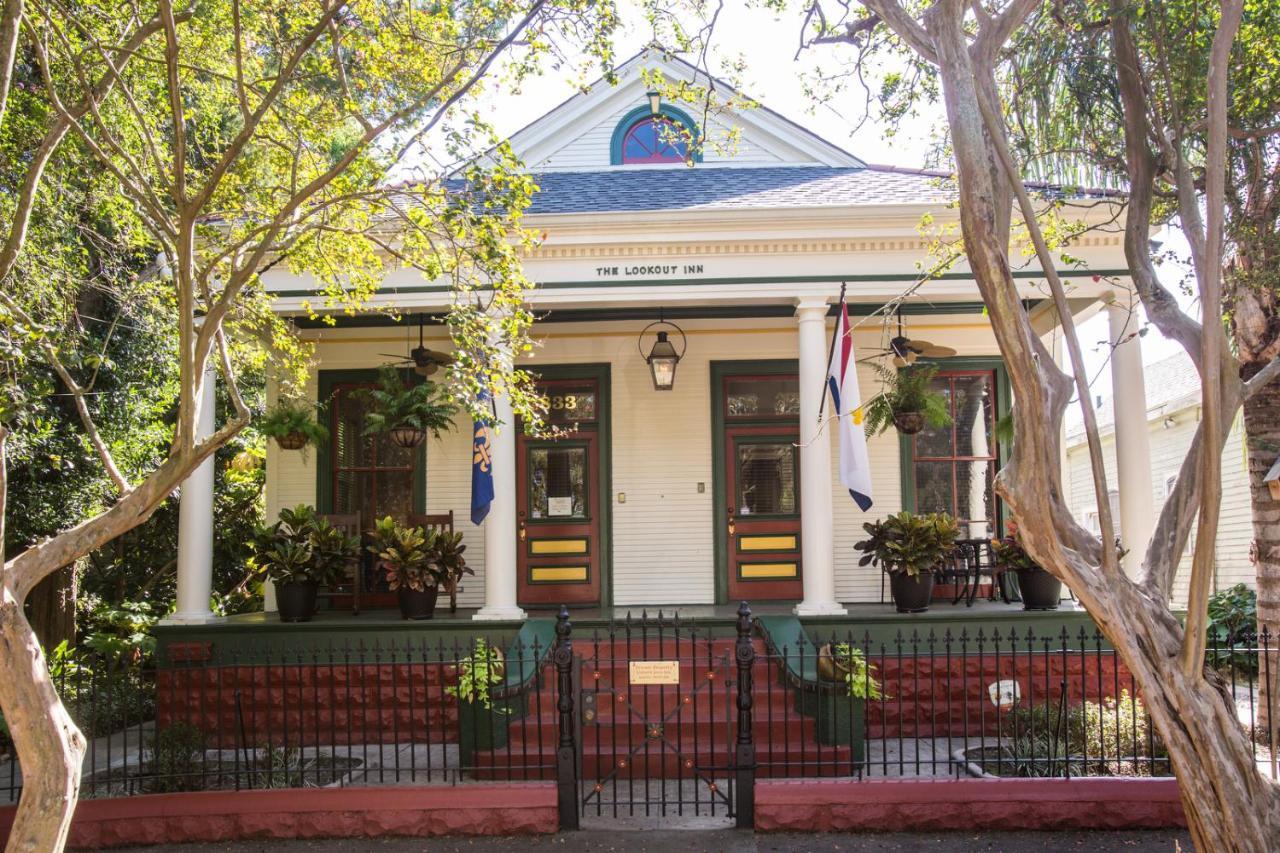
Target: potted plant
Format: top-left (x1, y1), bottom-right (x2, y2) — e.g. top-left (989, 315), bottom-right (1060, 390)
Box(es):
top-left (812, 643), bottom-right (883, 757)
top-left (991, 523), bottom-right (1062, 610)
top-left (430, 530), bottom-right (474, 614)
top-left (862, 363), bottom-right (952, 436)
top-left (855, 510), bottom-right (960, 612)
top-left (448, 638), bottom-right (514, 763)
top-left (260, 399), bottom-right (328, 452)
top-left (367, 516), bottom-right (445, 619)
top-left (360, 365), bottom-right (458, 449)
top-left (250, 505), bottom-right (358, 623)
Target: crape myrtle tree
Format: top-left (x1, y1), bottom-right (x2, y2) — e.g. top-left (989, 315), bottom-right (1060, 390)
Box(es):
top-left (787, 0), bottom-right (1280, 847)
top-left (1002, 0), bottom-right (1280, 731)
top-left (0, 1), bottom-right (616, 851)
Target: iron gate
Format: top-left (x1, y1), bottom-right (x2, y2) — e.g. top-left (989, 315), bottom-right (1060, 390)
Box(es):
top-left (554, 604), bottom-right (755, 828)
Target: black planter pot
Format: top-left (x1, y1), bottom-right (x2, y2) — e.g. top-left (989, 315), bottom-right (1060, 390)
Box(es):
top-left (398, 586), bottom-right (439, 620)
top-left (1015, 566), bottom-right (1062, 610)
top-left (889, 571), bottom-right (934, 613)
top-left (276, 581), bottom-right (318, 623)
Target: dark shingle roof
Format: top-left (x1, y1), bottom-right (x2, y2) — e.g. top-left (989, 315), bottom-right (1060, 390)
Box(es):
top-left (524, 166), bottom-right (954, 215)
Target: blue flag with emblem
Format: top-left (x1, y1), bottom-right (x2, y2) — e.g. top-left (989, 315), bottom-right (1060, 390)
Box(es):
top-left (471, 392), bottom-right (495, 525)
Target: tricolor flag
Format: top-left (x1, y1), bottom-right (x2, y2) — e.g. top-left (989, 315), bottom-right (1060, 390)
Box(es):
top-left (470, 392), bottom-right (495, 525)
top-left (827, 298), bottom-right (874, 511)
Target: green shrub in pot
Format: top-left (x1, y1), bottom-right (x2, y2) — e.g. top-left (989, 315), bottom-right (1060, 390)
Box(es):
top-left (359, 365), bottom-right (458, 449)
top-left (249, 505), bottom-right (358, 623)
top-left (448, 638), bottom-right (515, 761)
top-left (861, 363), bottom-right (952, 436)
top-left (259, 399), bottom-right (328, 453)
top-left (855, 511), bottom-right (960, 612)
top-left (991, 522), bottom-right (1062, 611)
top-left (367, 516), bottom-right (445, 619)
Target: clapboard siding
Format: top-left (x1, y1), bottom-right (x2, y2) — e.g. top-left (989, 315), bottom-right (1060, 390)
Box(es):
top-left (265, 318), bottom-right (1002, 606)
top-left (532, 98), bottom-right (804, 172)
top-left (1065, 409), bottom-right (1254, 608)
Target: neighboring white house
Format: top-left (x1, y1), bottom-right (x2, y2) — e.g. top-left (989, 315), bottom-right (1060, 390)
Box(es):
top-left (1064, 350), bottom-right (1254, 608)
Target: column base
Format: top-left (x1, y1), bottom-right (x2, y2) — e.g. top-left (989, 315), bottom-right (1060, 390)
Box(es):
top-left (473, 606), bottom-right (527, 622)
top-left (793, 601), bottom-right (848, 617)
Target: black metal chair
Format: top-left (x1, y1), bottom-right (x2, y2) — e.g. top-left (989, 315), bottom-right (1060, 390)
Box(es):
top-left (952, 538), bottom-right (1016, 607)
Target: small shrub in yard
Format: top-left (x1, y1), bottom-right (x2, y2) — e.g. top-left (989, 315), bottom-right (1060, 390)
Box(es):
top-left (1207, 583), bottom-right (1259, 675)
top-left (993, 690), bottom-right (1168, 777)
top-left (147, 723), bottom-right (207, 793)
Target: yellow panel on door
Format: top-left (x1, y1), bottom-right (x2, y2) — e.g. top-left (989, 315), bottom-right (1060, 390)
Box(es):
top-left (530, 538), bottom-right (589, 556)
top-left (739, 534), bottom-right (798, 552)
top-left (738, 562), bottom-right (799, 579)
top-left (530, 566), bottom-right (589, 583)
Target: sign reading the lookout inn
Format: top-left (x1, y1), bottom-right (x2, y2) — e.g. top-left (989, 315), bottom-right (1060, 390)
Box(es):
top-left (595, 264), bottom-right (706, 278)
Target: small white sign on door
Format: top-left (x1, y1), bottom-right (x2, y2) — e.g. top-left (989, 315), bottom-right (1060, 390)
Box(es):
top-left (547, 496), bottom-right (573, 516)
top-left (988, 679), bottom-right (1021, 710)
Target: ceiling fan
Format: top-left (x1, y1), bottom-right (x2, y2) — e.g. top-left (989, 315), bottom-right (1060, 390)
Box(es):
top-left (866, 310), bottom-right (958, 367)
top-left (379, 314), bottom-right (455, 377)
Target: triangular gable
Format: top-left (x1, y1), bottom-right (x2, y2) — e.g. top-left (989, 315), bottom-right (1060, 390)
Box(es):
top-left (507, 47), bottom-right (864, 171)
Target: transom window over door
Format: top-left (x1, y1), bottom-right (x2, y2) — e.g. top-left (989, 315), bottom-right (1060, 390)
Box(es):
top-left (909, 369), bottom-right (999, 538)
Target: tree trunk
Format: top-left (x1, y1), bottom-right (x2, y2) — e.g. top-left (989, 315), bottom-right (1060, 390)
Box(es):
top-left (24, 567), bottom-right (75, 651)
top-left (1242, 363), bottom-right (1280, 739)
top-left (0, 591), bottom-right (85, 852)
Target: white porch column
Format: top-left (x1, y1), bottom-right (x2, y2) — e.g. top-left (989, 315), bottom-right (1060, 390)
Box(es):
top-left (1107, 298), bottom-right (1155, 577)
top-left (794, 300), bottom-right (846, 616)
top-left (475, 340), bottom-right (526, 621)
top-left (171, 355), bottom-right (217, 623)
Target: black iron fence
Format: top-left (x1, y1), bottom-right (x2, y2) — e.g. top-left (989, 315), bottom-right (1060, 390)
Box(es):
top-left (0, 610), bottom-right (1274, 823)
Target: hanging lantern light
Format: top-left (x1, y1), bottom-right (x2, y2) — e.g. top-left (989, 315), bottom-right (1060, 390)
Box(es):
top-left (638, 312), bottom-right (687, 391)
top-left (647, 89), bottom-right (662, 117)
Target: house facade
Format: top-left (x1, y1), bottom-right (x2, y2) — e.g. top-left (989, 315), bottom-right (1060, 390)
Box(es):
top-left (1065, 350), bottom-right (1254, 607)
top-left (172, 48), bottom-right (1143, 622)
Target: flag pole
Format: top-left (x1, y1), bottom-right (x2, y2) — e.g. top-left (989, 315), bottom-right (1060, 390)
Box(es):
top-left (815, 282), bottom-right (847, 423)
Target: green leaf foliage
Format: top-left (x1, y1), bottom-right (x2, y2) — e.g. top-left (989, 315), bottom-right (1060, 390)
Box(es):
top-left (861, 362), bottom-right (952, 437)
top-left (358, 365), bottom-right (458, 440)
top-left (854, 511), bottom-right (961, 578)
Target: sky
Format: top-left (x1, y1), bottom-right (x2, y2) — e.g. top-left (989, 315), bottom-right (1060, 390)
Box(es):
top-left (466, 0), bottom-right (1201, 406)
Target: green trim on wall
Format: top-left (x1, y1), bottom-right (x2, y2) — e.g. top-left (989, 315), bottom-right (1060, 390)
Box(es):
top-left (896, 357), bottom-right (1012, 532)
top-left (609, 105), bottom-right (704, 165)
top-left (272, 269), bottom-right (1131, 299)
top-left (528, 363), bottom-right (614, 607)
top-left (314, 369), bottom-right (427, 516)
top-left (710, 359), bottom-right (798, 605)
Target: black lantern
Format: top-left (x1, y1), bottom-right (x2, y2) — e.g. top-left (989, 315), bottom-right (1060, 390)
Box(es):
top-left (638, 314), bottom-right (687, 391)
top-left (647, 89), bottom-right (662, 116)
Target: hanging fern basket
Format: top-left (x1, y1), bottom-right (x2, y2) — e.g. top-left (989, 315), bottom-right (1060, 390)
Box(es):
top-left (892, 410), bottom-right (926, 435)
top-left (389, 425), bottom-right (427, 448)
top-left (275, 431), bottom-right (309, 450)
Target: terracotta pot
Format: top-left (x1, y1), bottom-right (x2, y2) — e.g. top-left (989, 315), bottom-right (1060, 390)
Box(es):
top-left (398, 585), bottom-right (439, 620)
top-left (274, 432), bottom-right (308, 450)
top-left (889, 571), bottom-right (934, 613)
top-left (276, 581), bottom-right (318, 623)
top-left (1015, 565), bottom-right (1062, 611)
top-left (389, 426), bottom-right (426, 448)
top-left (817, 644), bottom-right (852, 682)
top-left (893, 410), bottom-right (926, 434)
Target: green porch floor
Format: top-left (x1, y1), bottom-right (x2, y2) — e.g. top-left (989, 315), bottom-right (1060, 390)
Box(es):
top-left (156, 600), bottom-right (1107, 665)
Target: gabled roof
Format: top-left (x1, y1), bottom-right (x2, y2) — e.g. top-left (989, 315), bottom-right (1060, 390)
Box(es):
top-left (524, 165), bottom-right (952, 215)
top-left (505, 47), bottom-right (865, 170)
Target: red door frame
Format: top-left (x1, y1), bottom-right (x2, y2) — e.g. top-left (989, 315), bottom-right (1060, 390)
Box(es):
top-left (515, 379), bottom-right (602, 606)
top-left (725, 424), bottom-right (804, 601)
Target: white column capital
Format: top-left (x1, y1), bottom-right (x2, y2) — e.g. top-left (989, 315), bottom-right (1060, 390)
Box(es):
top-left (794, 299), bottom-right (831, 319)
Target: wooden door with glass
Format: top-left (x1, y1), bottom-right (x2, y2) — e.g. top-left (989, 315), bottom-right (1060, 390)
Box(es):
top-left (516, 378), bottom-right (602, 606)
top-left (722, 373), bottom-right (804, 601)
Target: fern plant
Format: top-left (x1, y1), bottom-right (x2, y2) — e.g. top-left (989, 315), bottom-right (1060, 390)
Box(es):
top-left (861, 362), bottom-right (952, 436)
top-left (259, 399), bottom-right (328, 449)
top-left (359, 365), bottom-right (458, 441)
top-left (826, 643), bottom-right (884, 700)
top-left (447, 638), bottom-right (507, 710)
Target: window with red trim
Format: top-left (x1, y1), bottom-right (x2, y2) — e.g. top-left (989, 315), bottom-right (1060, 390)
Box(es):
top-left (909, 369), bottom-right (999, 537)
top-left (620, 116), bottom-right (690, 164)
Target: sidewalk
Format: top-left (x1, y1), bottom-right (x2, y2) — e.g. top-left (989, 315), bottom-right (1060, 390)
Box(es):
top-left (107, 829), bottom-right (1191, 852)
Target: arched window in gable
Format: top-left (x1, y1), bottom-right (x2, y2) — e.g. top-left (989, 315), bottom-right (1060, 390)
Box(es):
top-left (609, 106), bottom-right (702, 166)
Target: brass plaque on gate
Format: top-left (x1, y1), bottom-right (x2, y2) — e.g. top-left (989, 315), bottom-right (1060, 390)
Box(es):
top-left (629, 660), bottom-right (680, 685)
